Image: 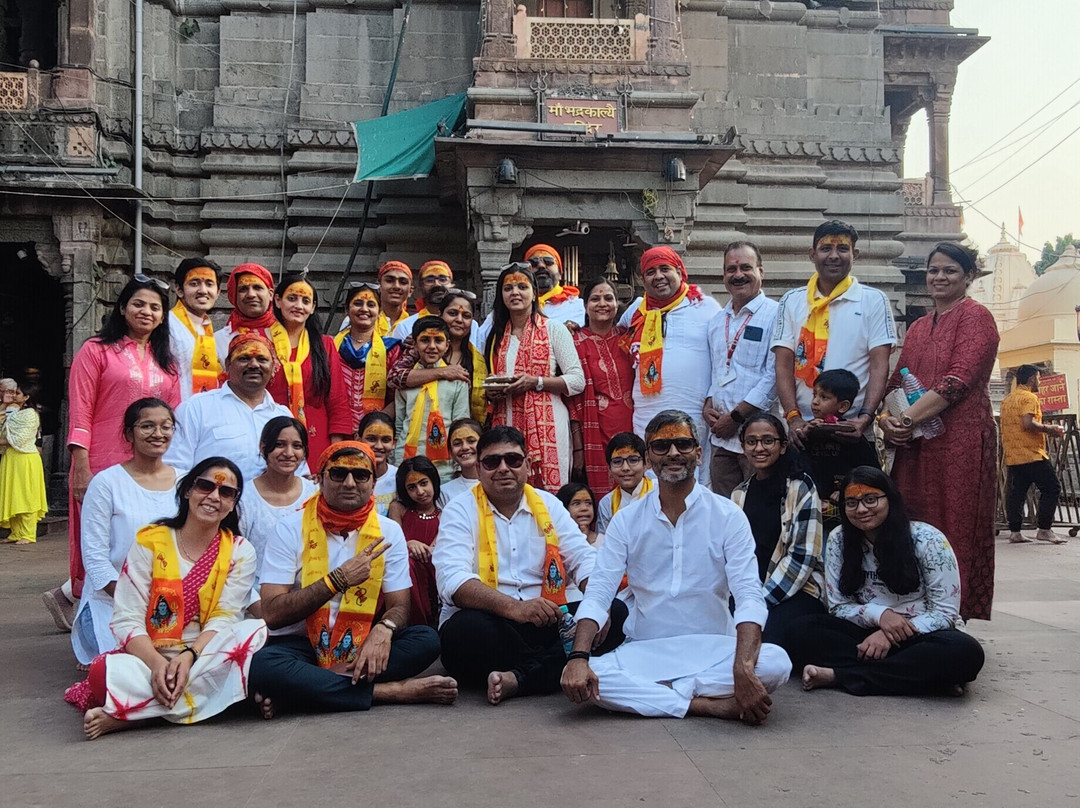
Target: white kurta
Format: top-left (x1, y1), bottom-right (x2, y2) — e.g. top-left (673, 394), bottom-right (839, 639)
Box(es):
top-left (576, 483), bottom-right (791, 717)
top-left (168, 309), bottom-right (217, 402)
top-left (618, 295), bottom-right (722, 483)
top-left (438, 475), bottom-right (479, 507)
top-left (237, 477), bottom-right (318, 574)
top-left (489, 319), bottom-right (585, 489)
top-left (72, 464), bottom-right (184, 664)
top-left (104, 532), bottom-right (266, 724)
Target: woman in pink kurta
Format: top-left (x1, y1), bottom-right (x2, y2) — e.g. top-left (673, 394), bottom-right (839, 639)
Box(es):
top-left (66, 277), bottom-right (181, 600)
top-left (880, 244), bottom-right (1000, 621)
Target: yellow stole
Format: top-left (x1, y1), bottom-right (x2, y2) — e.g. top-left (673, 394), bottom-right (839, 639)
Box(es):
top-left (299, 495), bottom-right (384, 669)
top-left (172, 302), bottom-right (221, 395)
top-left (636, 284), bottom-right (689, 396)
top-left (467, 344), bottom-right (488, 422)
top-left (137, 524), bottom-right (235, 648)
top-left (404, 363), bottom-right (450, 462)
top-left (474, 484), bottom-right (567, 606)
top-left (611, 475), bottom-right (653, 514)
top-left (334, 330), bottom-right (389, 411)
top-left (271, 323), bottom-right (310, 424)
top-left (794, 274), bottom-right (854, 389)
top-left (376, 309), bottom-right (408, 339)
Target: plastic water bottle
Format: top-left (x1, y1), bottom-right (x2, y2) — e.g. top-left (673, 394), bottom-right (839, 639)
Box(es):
top-left (558, 605), bottom-right (577, 655)
top-left (899, 367), bottom-right (945, 439)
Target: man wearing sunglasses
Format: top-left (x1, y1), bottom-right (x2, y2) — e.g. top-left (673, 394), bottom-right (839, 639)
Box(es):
top-left (434, 426), bottom-right (627, 706)
top-left (562, 409), bottom-right (791, 723)
top-left (166, 332), bottom-right (293, 484)
top-left (250, 441), bottom-right (456, 715)
top-left (523, 244), bottom-right (585, 327)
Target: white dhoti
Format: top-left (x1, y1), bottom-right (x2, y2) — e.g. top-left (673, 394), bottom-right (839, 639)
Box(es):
top-left (102, 619), bottom-right (267, 725)
top-left (589, 634), bottom-right (792, 718)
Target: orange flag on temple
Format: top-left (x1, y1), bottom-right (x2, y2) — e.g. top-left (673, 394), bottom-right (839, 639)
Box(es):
top-left (1018, 207), bottom-right (1024, 237)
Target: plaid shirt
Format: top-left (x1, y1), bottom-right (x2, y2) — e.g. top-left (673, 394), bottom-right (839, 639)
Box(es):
top-left (732, 473), bottom-right (826, 606)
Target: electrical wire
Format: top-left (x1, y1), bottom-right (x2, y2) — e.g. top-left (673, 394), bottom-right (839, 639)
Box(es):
top-left (967, 120), bottom-right (1080, 208)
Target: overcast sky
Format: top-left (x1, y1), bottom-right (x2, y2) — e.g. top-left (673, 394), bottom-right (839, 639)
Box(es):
top-left (901, 0), bottom-right (1078, 262)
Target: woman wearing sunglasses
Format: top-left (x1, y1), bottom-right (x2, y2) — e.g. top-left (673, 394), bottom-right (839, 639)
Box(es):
top-left (788, 466), bottom-right (984, 697)
top-left (387, 289), bottom-right (489, 423)
top-left (50, 275), bottom-right (182, 632)
top-left (69, 457), bottom-right (267, 739)
top-left (334, 283), bottom-right (404, 433)
top-left (729, 414), bottom-right (826, 658)
top-left (484, 265), bottom-right (585, 491)
top-left (71, 398), bottom-right (185, 668)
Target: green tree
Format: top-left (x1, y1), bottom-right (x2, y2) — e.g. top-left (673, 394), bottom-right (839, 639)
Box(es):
top-left (1034, 233), bottom-right (1080, 275)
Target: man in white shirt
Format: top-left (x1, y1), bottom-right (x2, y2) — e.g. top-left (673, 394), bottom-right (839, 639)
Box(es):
top-left (434, 425), bottom-right (627, 705)
top-left (771, 220), bottom-right (897, 450)
top-left (525, 243), bottom-right (585, 327)
top-left (168, 258), bottom-right (223, 401)
top-left (249, 441), bottom-right (456, 715)
top-left (562, 409), bottom-right (791, 721)
top-left (618, 246), bottom-right (721, 484)
top-left (702, 242), bottom-right (780, 496)
top-left (165, 332), bottom-right (293, 483)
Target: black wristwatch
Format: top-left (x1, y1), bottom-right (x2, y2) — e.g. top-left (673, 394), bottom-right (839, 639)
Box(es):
top-left (730, 408), bottom-right (746, 424)
top-left (567, 650), bottom-right (591, 662)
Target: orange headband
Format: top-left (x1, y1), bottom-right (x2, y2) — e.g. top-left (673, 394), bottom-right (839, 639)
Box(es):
top-left (640, 246), bottom-right (687, 281)
top-left (524, 243), bottom-right (562, 272)
top-left (317, 440), bottom-right (376, 475)
top-left (419, 261), bottom-right (452, 280)
top-left (184, 266), bottom-right (218, 284)
top-left (844, 483), bottom-right (884, 499)
top-left (227, 331), bottom-right (275, 362)
top-left (282, 281), bottom-right (314, 299)
top-left (504, 272), bottom-right (531, 287)
top-left (379, 260), bottom-right (413, 281)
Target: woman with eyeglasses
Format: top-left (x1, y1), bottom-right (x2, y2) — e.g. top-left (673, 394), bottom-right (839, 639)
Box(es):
top-left (334, 283), bottom-right (404, 433)
top-left (729, 414), bottom-right (826, 657)
top-left (71, 398), bottom-right (186, 667)
top-left (788, 466), bottom-right (984, 697)
top-left (67, 457), bottom-right (267, 740)
top-left (51, 275), bottom-right (182, 631)
top-left (484, 265), bottom-right (585, 491)
top-left (387, 288), bottom-right (488, 422)
top-left (266, 272), bottom-right (352, 473)
top-left (568, 276), bottom-right (634, 497)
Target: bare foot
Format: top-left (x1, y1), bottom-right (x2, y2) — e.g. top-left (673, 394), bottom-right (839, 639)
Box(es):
top-left (948, 684), bottom-right (965, 697)
top-left (15, 539), bottom-right (33, 545)
top-left (1008, 533), bottom-right (1033, 544)
top-left (75, 663), bottom-right (90, 673)
top-left (687, 696), bottom-right (742, 720)
top-left (373, 676), bottom-right (458, 705)
top-left (83, 708), bottom-right (129, 740)
top-left (802, 665), bottom-right (837, 691)
top-left (253, 692), bottom-right (274, 720)
top-left (486, 671), bottom-right (519, 705)
top-left (1035, 530), bottom-right (1067, 545)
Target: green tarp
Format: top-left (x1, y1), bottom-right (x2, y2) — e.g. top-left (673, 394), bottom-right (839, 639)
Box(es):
top-left (352, 92), bottom-right (467, 182)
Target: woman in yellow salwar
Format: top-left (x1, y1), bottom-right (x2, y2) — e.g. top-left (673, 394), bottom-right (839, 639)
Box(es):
top-left (0, 384), bottom-right (48, 545)
top-left (65, 457), bottom-right (267, 739)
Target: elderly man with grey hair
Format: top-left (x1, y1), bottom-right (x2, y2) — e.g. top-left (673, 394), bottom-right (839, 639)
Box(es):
top-left (561, 409), bottom-right (791, 722)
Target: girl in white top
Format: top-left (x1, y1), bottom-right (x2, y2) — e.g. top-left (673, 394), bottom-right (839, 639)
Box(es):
top-left (358, 410), bottom-right (399, 516)
top-left (72, 397), bottom-right (184, 667)
top-left (438, 418), bottom-right (483, 506)
top-left (239, 416), bottom-right (318, 595)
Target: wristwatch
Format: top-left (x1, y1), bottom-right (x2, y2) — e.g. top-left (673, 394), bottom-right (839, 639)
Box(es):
top-left (377, 618), bottom-right (399, 635)
top-left (535, 376), bottom-right (544, 392)
top-left (730, 408), bottom-right (746, 424)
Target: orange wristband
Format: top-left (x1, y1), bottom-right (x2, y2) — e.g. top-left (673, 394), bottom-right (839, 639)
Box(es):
top-left (784, 409), bottom-right (801, 421)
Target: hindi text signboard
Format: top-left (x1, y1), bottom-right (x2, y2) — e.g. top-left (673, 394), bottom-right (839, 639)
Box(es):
top-left (544, 98), bottom-right (620, 136)
top-left (1037, 373), bottom-right (1070, 413)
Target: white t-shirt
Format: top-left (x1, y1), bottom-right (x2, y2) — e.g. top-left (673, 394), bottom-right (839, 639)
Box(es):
top-left (374, 463), bottom-right (399, 516)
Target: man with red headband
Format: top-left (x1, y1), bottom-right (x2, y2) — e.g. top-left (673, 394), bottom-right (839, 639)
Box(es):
top-left (250, 440), bottom-right (456, 715)
top-left (168, 257), bottom-right (223, 401)
top-left (771, 220), bottom-right (896, 451)
top-left (166, 332), bottom-right (292, 484)
top-left (618, 246), bottom-right (721, 482)
top-left (213, 262), bottom-right (277, 364)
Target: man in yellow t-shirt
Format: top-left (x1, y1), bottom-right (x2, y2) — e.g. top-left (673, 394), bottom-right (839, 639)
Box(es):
top-left (999, 365), bottom-right (1067, 544)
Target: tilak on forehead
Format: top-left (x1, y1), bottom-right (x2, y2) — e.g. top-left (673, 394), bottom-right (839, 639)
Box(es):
top-left (362, 421), bottom-right (395, 440)
top-left (417, 327), bottom-right (447, 341)
top-left (184, 266), bottom-right (218, 284)
top-left (405, 471), bottom-right (431, 487)
top-left (649, 422), bottom-right (695, 441)
top-left (450, 423), bottom-right (480, 441)
top-left (212, 470), bottom-right (228, 484)
top-left (227, 331), bottom-right (274, 360)
top-left (569, 490), bottom-right (593, 506)
top-left (504, 272), bottom-right (531, 286)
top-left (283, 280), bottom-right (314, 299)
top-left (350, 287), bottom-right (379, 305)
top-left (816, 234), bottom-right (854, 249)
top-left (844, 482), bottom-right (885, 499)
top-left (611, 446), bottom-right (643, 460)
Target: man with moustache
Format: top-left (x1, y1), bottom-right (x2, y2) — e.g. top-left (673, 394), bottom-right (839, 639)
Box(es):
top-left (166, 332), bottom-right (292, 483)
top-left (561, 409), bottom-right (791, 722)
top-left (524, 244), bottom-right (585, 327)
top-left (168, 258), bottom-right (224, 401)
top-left (393, 260), bottom-right (477, 342)
top-left (702, 242), bottom-right (780, 496)
top-left (772, 220), bottom-right (896, 451)
top-left (214, 262), bottom-right (277, 364)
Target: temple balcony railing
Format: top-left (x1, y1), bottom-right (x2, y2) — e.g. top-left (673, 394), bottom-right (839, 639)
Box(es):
top-left (0, 68), bottom-right (101, 169)
top-left (511, 8), bottom-right (650, 61)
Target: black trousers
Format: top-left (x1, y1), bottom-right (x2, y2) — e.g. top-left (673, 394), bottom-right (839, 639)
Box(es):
top-left (1006, 459), bottom-right (1061, 531)
top-left (439, 599), bottom-right (628, 696)
top-left (785, 614), bottom-right (985, 696)
top-left (248, 626), bottom-right (441, 713)
top-left (761, 591), bottom-right (827, 669)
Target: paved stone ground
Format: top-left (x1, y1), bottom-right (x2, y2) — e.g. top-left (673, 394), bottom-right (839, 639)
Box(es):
top-left (1, 531), bottom-right (1077, 808)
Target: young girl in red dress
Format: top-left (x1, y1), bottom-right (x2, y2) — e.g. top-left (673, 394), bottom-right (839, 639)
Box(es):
top-left (388, 457), bottom-right (442, 628)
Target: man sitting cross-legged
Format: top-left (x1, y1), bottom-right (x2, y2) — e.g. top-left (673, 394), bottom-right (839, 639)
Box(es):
top-left (561, 409), bottom-right (791, 722)
top-left (434, 425), bottom-right (627, 705)
top-left (248, 440), bottom-right (456, 716)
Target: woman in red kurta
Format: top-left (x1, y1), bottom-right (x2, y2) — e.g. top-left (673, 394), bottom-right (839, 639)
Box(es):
top-left (267, 273), bottom-right (352, 473)
top-left (880, 243), bottom-right (1000, 621)
top-left (569, 277), bottom-right (634, 497)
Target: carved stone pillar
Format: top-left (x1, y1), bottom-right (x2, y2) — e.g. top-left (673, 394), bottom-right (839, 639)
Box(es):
top-left (482, 0), bottom-right (517, 59)
top-left (648, 0), bottom-right (682, 62)
top-left (467, 184), bottom-right (532, 316)
top-left (928, 83), bottom-right (954, 206)
top-left (54, 208), bottom-right (102, 359)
